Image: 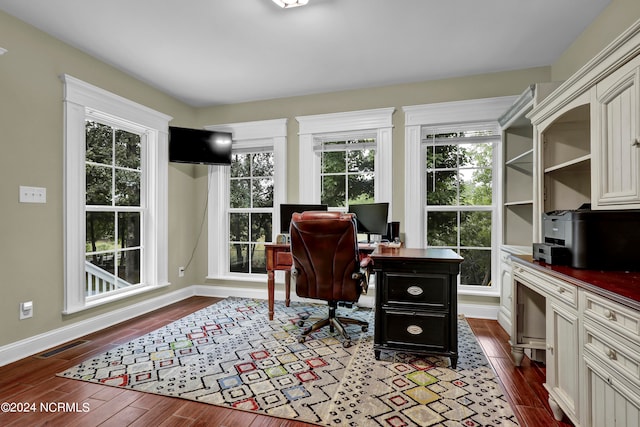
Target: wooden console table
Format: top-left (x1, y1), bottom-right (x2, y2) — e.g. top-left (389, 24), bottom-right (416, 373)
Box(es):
top-left (265, 242), bottom-right (377, 321)
top-left (265, 243), bottom-right (292, 321)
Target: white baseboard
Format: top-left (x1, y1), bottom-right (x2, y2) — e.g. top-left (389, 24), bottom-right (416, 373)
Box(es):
top-left (0, 284), bottom-right (495, 366)
top-left (0, 287), bottom-right (195, 367)
top-left (458, 303), bottom-right (500, 320)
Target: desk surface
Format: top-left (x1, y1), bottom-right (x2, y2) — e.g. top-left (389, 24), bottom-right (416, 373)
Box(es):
top-left (371, 246), bottom-right (463, 262)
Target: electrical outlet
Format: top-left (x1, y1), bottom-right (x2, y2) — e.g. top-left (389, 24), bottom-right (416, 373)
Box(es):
top-left (20, 301), bottom-right (33, 320)
top-left (178, 267), bottom-right (185, 277)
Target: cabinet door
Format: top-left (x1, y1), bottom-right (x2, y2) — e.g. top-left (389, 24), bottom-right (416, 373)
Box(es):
top-left (594, 55), bottom-right (640, 208)
top-left (584, 354), bottom-right (640, 427)
top-left (546, 298), bottom-right (581, 425)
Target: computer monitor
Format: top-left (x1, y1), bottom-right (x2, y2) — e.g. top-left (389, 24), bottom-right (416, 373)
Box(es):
top-left (279, 204), bottom-right (328, 234)
top-left (348, 202), bottom-right (389, 243)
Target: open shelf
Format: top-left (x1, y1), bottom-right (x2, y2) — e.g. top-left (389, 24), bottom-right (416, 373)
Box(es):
top-left (544, 153), bottom-right (591, 173)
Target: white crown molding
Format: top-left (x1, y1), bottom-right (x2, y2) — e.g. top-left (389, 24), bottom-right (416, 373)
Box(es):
top-left (529, 17), bottom-right (640, 125)
top-left (403, 96), bottom-right (517, 127)
top-left (296, 107), bottom-right (395, 135)
top-left (61, 74), bottom-right (172, 129)
top-left (205, 118), bottom-right (288, 140)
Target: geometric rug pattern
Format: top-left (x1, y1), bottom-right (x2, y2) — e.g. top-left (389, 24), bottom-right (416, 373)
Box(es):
top-left (58, 297), bottom-right (519, 426)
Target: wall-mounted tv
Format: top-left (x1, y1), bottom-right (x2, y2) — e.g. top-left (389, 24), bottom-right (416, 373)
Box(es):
top-left (169, 126), bottom-right (233, 165)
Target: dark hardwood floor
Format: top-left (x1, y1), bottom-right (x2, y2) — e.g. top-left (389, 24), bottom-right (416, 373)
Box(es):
top-left (0, 296), bottom-right (573, 427)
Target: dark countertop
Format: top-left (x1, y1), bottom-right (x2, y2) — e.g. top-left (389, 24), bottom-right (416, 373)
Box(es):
top-left (511, 255), bottom-right (640, 311)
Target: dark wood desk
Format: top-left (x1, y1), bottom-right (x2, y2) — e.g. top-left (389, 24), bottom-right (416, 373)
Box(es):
top-left (265, 244), bottom-right (293, 320)
top-left (264, 242), bottom-right (377, 320)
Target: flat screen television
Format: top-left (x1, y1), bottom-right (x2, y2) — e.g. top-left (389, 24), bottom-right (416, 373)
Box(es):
top-left (279, 204), bottom-right (328, 234)
top-left (169, 126), bottom-right (232, 165)
top-left (348, 202), bottom-right (389, 242)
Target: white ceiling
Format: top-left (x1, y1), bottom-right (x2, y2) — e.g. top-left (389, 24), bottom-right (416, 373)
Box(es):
top-left (0, 0), bottom-right (611, 107)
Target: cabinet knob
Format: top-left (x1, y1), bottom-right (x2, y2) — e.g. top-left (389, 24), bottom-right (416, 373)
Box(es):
top-left (407, 286), bottom-right (424, 296)
top-left (557, 287), bottom-right (565, 294)
top-left (632, 139), bottom-right (640, 148)
top-left (546, 344), bottom-right (554, 354)
top-left (604, 309), bottom-right (616, 321)
top-left (608, 349), bottom-right (617, 360)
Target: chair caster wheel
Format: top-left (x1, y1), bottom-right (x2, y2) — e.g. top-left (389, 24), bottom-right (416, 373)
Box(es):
top-left (342, 340), bottom-right (352, 348)
top-left (298, 336), bottom-right (306, 343)
top-left (361, 326), bottom-right (368, 332)
top-left (297, 320), bottom-right (305, 327)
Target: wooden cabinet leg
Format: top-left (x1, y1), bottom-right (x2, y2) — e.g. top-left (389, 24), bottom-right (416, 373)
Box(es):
top-left (512, 346), bottom-right (525, 367)
top-left (548, 395), bottom-right (564, 421)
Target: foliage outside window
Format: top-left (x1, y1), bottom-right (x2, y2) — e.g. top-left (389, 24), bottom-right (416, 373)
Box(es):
top-left (229, 151), bottom-right (274, 274)
top-left (424, 129), bottom-right (497, 287)
top-left (319, 137), bottom-right (376, 208)
top-left (85, 121), bottom-right (143, 297)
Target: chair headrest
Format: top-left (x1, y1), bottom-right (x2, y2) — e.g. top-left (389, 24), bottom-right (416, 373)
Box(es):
top-left (292, 211), bottom-right (355, 222)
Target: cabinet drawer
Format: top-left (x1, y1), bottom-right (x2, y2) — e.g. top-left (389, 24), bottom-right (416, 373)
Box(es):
top-left (513, 263), bottom-right (577, 307)
top-left (583, 321), bottom-right (640, 388)
top-left (381, 273), bottom-right (449, 309)
top-left (379, 309), bottom-right (449, 351)
top-left (582, 291), bottom-right (640, 342)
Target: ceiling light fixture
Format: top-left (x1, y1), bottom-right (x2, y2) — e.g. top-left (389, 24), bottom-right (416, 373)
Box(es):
top-left (272, 0), bottom-right (309, 8)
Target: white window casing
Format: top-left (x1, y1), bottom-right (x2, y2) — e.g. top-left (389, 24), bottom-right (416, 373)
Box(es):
top-left (62, 74), bottom-right (172, 314)
top-left (296, 107), bottom-right (395, 208)
top-left (206, 119), bottom-right (287, 280)
top-left (403, 96), bottom-right (516, 297)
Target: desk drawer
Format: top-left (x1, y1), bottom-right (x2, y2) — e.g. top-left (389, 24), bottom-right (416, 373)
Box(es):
top-left (275, 251), bottom-right (292, 269)
top-left (382, 272), bottom-right (449, 309)
top-left (380, 309), bottom-right (449, 351)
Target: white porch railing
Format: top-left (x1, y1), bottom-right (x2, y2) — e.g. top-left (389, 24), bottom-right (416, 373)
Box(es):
top-left (85, 261), bottom-right (132, 296)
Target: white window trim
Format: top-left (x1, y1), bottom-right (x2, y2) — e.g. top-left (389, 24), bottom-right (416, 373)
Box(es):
top-left (206, 119), bottom-right (287, 281)
top-left (296, 107), bottom-right (395, 209)
top-left (62, 74), bottom-right (172, 314)
top-left (403, 96), bottom-right (516, 296)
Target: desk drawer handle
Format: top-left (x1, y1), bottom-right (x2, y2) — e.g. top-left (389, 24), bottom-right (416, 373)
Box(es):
top-left (557, 287), bottom-right (565, 294)
top-left (604, 309), bottom-right (616, 321)
top-left (407, 325), bottom-right (423, 335)
top-left (608, 349), bottom-right (617, 360)
top-left (407, 286), bottom-right (424, 296)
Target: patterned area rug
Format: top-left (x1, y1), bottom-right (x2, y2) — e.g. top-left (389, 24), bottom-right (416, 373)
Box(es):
top-left (58, 297), bottom-right (519, 426)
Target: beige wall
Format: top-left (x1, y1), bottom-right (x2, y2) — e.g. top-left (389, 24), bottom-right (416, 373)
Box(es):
top-left (552, 0), bottom-right (640, 81)
top-left (0, 10), bottom-right (198, 347)
top-left (1, 0), bottom-right (638, 352)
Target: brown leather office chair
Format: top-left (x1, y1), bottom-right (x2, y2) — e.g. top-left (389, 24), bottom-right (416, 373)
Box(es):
top-left (289, 211), bottom-right (370, 348)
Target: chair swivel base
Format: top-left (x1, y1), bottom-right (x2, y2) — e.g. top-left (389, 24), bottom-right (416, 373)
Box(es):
top-left (297, 303), bottom-right (368, 348)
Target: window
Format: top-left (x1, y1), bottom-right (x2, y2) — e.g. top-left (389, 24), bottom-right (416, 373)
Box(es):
top-left (85, 120), bottom-right (143, 296)
top-left (63, 75), bottom-right (171, 313)
top-left (207, 119), bottom-right (287, 280)
top-left (318, 133), bottom-right (377, 208)
top-left (229, 151), bottom-right (274, 274)
top-left (297, 108), bottom-right (394, 209)
top-left (403, 96), bottom-right (516, 296)
top-left (423, 124), bottom-right (498, 288)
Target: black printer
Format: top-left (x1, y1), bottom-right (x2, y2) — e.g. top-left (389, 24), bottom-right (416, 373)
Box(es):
top-left (533, 208), bottom-right (640, 270)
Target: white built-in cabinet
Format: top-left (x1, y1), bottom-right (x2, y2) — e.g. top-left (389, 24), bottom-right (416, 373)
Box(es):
top-left (511, 259), bottom-right (640, 427)
top-left (593, 54), bottom-right (640, 208)
top-left (505, 18), bottom-right (640, 427)
top-left (498, 83), bottom-right (559, 333)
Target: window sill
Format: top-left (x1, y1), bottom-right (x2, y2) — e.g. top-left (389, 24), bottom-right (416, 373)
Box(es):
top-left (62, 282), bottom-right (171, 315)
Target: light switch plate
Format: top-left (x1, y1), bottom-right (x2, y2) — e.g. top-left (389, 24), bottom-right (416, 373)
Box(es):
top-left (19, 186), bottom-right (46, 203)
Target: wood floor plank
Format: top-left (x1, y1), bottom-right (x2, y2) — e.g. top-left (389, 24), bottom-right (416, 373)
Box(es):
top-left (0, 297), bottom-right (572, 426)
